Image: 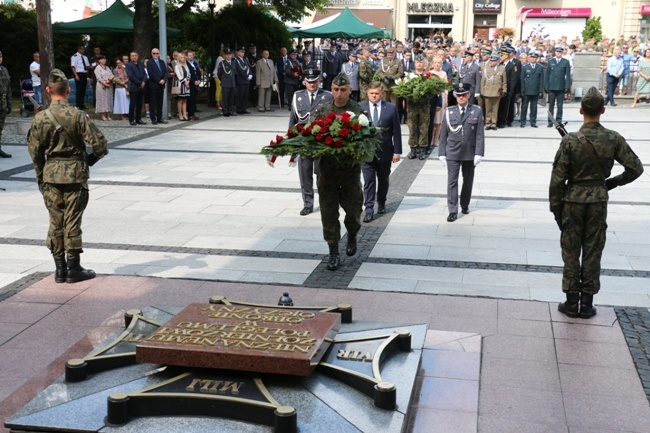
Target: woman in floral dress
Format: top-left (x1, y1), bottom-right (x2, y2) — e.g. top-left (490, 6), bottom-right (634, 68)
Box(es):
top-left (94, 55), bottom-right (114, 121)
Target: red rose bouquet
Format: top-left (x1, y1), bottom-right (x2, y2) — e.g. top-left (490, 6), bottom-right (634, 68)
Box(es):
top-left (261, 111), bottom-right (380, 166)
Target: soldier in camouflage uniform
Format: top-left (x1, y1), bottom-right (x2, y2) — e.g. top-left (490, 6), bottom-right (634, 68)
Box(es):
top-left (312, 72), bottom-right (364, 271)
top-left (406, 54), bottom-right (430, 160)
top-left (376, 47), bottom-right (403, 105)
top-left (27, 69), bottom-right (109, 284)
top-left (358, 46), bottom-right (374, 102)
top-left (549, 87), bottom-right (643, 319)
top-left (0, 50), bottom-right (13, 158)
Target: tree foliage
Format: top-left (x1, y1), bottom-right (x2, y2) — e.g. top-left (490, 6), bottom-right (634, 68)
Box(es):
top-left (582, 16), bottom-right (602, 42)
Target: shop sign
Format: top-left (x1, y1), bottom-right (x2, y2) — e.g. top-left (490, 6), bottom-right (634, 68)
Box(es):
top-left (641, 5), bottom-right (650, 15)
top-left (407, 2), bottom-right (454, 14)
top-left (521, 8), bottom-right (591, 18)
top-left (474, 0), bottom-right (501, 14)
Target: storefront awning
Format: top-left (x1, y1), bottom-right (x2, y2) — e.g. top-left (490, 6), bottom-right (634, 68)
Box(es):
top-left (313, 8), bottom-right (392, 31)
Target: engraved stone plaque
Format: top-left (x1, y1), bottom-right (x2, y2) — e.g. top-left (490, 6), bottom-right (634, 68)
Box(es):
top-left (135, 303), bottom-right (341, 376)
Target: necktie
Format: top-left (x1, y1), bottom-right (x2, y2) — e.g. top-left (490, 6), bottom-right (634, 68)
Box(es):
top-left (373, 104), bottom-right (379, 125)
top-left (310, 92), bottom-right (315, 105)
top-left (460, 107), bottom-right (465, 117)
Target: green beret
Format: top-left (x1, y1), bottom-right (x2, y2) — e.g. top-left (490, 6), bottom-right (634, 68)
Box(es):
top-left (414, 54), bottom-right (427, 62)
top-left (331, 72), bottom-right (350, 86)
top-left (581, 86), bottom-right (604, 110)
top-left (49, 68), bottom-right (68, 83)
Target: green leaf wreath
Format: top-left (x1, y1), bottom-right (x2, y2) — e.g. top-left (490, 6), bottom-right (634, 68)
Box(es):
top-left (392, 72), bottom-right (452, 102)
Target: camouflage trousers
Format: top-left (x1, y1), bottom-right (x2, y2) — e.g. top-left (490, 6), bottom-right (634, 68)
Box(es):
top-left (560, 201), bottom-right (608, 295)
top-left (42, 183), bottom-right (89, 256)
top-left (407, 101), bottom-right (430, 149)
top-left (359, 82), bottom-right (369, 102)
top-left (0, 110), bottom-right (6, 143)
top-left (318, 157), bottom-right (362, 246)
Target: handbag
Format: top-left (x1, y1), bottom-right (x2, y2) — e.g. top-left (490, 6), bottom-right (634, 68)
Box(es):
top-left (171, 76), bottom-right (181, 95)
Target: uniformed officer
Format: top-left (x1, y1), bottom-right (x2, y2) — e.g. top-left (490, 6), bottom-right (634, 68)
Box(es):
top-left (288, 68), bottom-right (333, 216)
top-left (549, 87), bottom-right (643, 318)
top-left (406, 54), bottom-right (431, 160)
top-left (376, 47), bottom-right (403, 104)
top-left (480, 54), bottom-right (507, 130)
top-left (455, 51), bottom-right (481, 105)
top-left (27, 69), bottom-right (109, 283)
top-left (234, 47), bottom-right (252, 114)
top-left (342, 50), bottom-right (360, 101)
top-left (497, 46), bottom-right (519, 128)
top-left (283, 50), bottom-right (301, 112)
top-left (438, 83), bottom-right (485, 222)
top-left (545, 45), bottom-right (571, 127)
top-left (519, 51), bottom-right (544, 128)
top-left (70, 45), bottom-right (90, 110)
top-left (217, 48), bottom-right (236, 117)
top-left (358, 46), bottom-right (374, 102)
top-left (0, 50), bottom-right (12, 158)
top-left (313, 72), bottom-right (365, 271)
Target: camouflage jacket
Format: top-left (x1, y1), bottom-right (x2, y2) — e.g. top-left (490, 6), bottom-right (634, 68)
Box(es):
top-left (0, 65), bottom-right (11, 111)
top-left (358, 58), bottom-right (374, 84)
top-left (549, 122), bottom-right (643, 214)
top-left (27, 100), bottom-right (108, 185)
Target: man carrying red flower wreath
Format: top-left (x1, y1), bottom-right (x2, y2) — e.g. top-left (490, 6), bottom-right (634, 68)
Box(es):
top-left (312, 72), bottom-right (365, 271)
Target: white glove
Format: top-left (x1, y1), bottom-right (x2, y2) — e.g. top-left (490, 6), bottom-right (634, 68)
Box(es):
top-left (247, 74), bottom-right (253, 81)
top-left (439, 156), bottom-right (447, 168)
top-left (474, 93), bottom-right (480, 98)
top-left (474, 155), bottom-right (483, 166)
top-left (288, 161), bottom-right (297, 168)
top-left (322, 72), bottom-right (327, 78)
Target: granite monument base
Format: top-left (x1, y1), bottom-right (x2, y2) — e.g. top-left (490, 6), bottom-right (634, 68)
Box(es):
top-left (6, 306), bottom-right (427, 433)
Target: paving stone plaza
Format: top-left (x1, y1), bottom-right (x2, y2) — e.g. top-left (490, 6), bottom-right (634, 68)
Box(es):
top-left (0, 101), bottom-right (649, 432)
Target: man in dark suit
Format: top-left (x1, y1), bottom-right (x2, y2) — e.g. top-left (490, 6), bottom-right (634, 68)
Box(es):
top-left (217, 48), bottom-right (236, 117)
top-left (125, 50), bottom-right (147, 126)
top-left (439, 83), bottom-right (485, 222)
top-left (287, 69), bottom-right (333, 215)
top-left (276, 47), bottom-right (288, 106)
top-left (322, 44), bottom-right (343, 91)
top-left (497, 46), bottom-right (519, 127)
top-left (398, 51), bottom-right (414, 122)
top-left (186, 50), bottom-right (201, 120)
top-left (360, 81), bottom-right (402, 222)
top-left (146, 47), bottom-right (168, 124)
top-left (519, 51), bottom-right (544, 127)
top-left (234, 46), bottom-right (252, 114)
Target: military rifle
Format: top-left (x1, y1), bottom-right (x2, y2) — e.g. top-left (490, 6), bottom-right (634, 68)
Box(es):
top-left (547, 111), bottom-right (568, 137)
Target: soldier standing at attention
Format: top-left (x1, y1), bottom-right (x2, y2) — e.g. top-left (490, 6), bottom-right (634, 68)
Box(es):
top-left (519, 51), bottom-right (544, 128)
top-left (438, 83), bottom-right (485, 222)
top-left (0, 50), bottom-right (13, 158)
top-left (480, 54), bottom-right (507, 131)
top-left (545, 45), bottom-right (571, 127)
top-left (455, 51), bottom-right (481, 105)
top-left (358, 46), bottom-right (374, 102)
top-left (405, 54), bottom-right (430, 160)
top-left (27, 69), bottom-right (108, 283)
top-left (287, 69), bottom-right (333, 216)
top-left (313, 73), bottom-right (364, 271)
top-left (550, 87), bottom-right (643, 319)
top-left (376, 47), bottom-right (403, 105)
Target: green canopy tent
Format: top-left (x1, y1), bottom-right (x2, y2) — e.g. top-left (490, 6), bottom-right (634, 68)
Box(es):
top-left (290, 7), bottom-right (386, 39)
top-left (53, 0), bottom-right (181, 37)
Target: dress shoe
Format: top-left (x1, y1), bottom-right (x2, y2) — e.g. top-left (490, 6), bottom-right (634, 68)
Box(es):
top-left (129, 120), bottom-right (136, 126)
top-left (531, 124), bottom-right (537, 128)
top-left (0, 148), bottom-right (12, 158)
top-left (425, 146), bottom-right (433, 155)
top-left (610, 103), bottom-right (617, 107)
top-left (558, 292), bottom-right (580, 318)
top-left (222, 112), bottom-right (231, 117)
top-left (237, 110), bottom-right (247, 114)
top-left (259, 109), bottom-right (266, 112)
top-left (231, 112), bottom-right (238, 116)
top-left (346, 235), bottom-right (357, 256)
top-left (327, 245), bottom-right (340, 271)
top-left (136, 120), bottom-right (147, 125)
top-left (363, 212), bottom-right (373, 223)
top-left (520, 124), bottom-right (525, 128)
top-left (299, 207), bottom-right (313, 216)
top-left (265, 108), bottom-right (275, 112)
top-left (377, 204), bottom-right (386, 214)
top-left (547, 124), bottom-right (553, 128)
top-left (507, 123), bottom-right (513, 127)
top-left (151, 120), bottom-right (158, 125)
top-left (447, 213), bottom-right (457, 222)
top-left (157, 119), bottom-right (168, 124)
top-left (461, 207), bottom-right (469, 214)
top-left (190, 115), bottom-right (200, 120)
top-left (243, 110), bottom-right (251, 114)
top-left (195, 109), bottom-right (202, 112)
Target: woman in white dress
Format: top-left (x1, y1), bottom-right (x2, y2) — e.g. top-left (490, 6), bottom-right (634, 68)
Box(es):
top-left (174, 53), bottom-right (191, 121)
top-left (94, 56), bottom-right (114, 121)
top-left (112, 58), bottom-right (129, 120)
top-left (430, 56), bottom-right (448, 147)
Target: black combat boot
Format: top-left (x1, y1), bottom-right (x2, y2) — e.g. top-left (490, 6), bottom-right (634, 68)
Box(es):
top-left (558, 292), bottom-right (580, 318)
top-left (346, 234), bottom-right (357, 256)
top-left (66, 253), bottom-right (96, 283)
top-left (579, 293), bottom-right (597, 319)
top-left (327, 244), bottom-right (340, 271)
top-left (53, 254), bottom-right (67, 283)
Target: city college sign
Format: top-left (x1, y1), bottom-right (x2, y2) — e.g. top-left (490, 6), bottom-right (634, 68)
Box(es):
top-left (407, 2), bottom-right (454, 13)
top-left (474, 0), bottom-right (501, 13)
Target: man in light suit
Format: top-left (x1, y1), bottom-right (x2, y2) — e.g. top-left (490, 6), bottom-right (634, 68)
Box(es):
top-left (146, 47), bottom-right (168, 125)
top-left (255, 50), bottom-right (276, 112)
top-left (361, 82), bottom-right (402, 222)
top-left (439, 83), bottom-right (485, 222)
top-left (288, 69), bottom-right (333, 215)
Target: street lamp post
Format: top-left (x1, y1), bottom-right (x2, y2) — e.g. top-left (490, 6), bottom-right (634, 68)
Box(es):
top-left (208, 0), bottom-right (216, 107)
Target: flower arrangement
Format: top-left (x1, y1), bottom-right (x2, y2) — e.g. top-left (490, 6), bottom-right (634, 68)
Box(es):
top-left (493, 27), bottom-right (515, 39)
top-left (392, 72), bottom-right (452, 102)
top-left (261, 111), bottom-right (380, 165)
